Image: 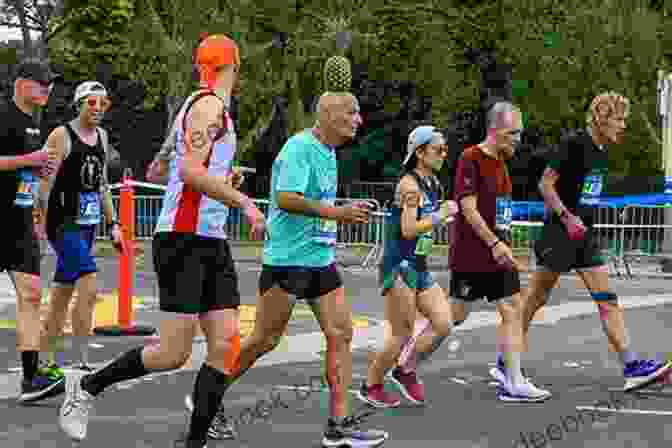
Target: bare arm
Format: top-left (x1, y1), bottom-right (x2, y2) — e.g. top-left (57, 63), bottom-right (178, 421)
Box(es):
top-left (460, 194), bottom-right (500, 248)
top-left (0, 156), bottom-right (33, 171)
top-left (179, 95), bottom-right (250, 209)
top-left (146, 156), bottom-right (170, 184)
top-left (277, 192), bottom-right (339, 219)
top-left (398, 177), bottom-right (435, 240)
top-left (99, 131), bottom-right (118, 225)
top-left (538, 167), bottom-right (567, 217)
top-left (37, 127), bottom-right (67, 213)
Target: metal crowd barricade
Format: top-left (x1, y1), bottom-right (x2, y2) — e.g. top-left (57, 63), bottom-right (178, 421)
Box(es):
top-left (617, 204), bottom-right (672, 277)
top-left (333, 198), bottom-right (382, 268)
top-left (97, 185), bottom-right (385, 268)
top-left (508, 205), bottom-right (628, 277)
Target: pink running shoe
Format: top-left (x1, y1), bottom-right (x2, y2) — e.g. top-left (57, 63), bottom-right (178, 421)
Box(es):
top-left (388, 367), bottom-right (425, 405)
top-left (356, 382), bottom-right (401, 408)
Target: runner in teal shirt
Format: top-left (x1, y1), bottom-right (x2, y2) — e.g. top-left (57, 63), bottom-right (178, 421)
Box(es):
top-left (264, 129), bottom-right (338, 267)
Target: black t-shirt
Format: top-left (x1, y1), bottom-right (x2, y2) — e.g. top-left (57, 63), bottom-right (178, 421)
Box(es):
top-left (546, 129), bottom-right (608, 225)
top-left (0, 100), bottom-right (44, 224)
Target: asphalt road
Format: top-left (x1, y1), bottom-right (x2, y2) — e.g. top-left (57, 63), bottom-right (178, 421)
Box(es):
top-left (0, 247), bottom-right (671, 447)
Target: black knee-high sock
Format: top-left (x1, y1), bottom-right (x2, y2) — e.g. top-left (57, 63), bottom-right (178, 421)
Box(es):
top-left (188, 364), bottom-right (232, 442)
top-left (21, 351), bottom-right (39, 381)
top-left (81, 347), bottom-right (148, 396)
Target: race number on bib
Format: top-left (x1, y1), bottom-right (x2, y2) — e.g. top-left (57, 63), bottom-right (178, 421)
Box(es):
top-left (314, 196), bottom-right (337, 246)
top-left (415, 232), bottom-right (434, 256)
top-left (495, 197), bottom-right (513, 231)
top-left (580, 174), bottom-right (603, 205)
top-left (77, 191), bottom-right (101, 224)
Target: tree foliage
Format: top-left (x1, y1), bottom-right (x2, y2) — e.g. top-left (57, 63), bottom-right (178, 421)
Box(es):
top-left (34, 0), bottom-right (672, 190)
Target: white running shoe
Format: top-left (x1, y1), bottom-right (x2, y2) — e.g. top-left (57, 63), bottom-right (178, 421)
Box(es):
top-left (59, 372), bottom-right (95, 441)
top-left (497, 379), bottom-right (551, 403)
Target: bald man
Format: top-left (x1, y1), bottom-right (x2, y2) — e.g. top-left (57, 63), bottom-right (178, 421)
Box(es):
top-left (200, 92), bottom-right (389, 447)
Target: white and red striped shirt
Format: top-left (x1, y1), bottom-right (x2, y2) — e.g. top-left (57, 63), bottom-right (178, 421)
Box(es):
top-left (154, 92), bottom-right (235, 239)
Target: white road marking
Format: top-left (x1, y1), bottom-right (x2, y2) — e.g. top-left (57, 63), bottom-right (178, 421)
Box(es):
top-left (2, 293), bottom-right (672, 400)
top-left (576, 406), bottom-right (672, 416)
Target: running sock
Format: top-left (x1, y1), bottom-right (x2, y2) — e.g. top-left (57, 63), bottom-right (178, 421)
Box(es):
top-left (504, 352), bottom-right (525, 385)
top-left (79, 340), bottom-right (89, 366)
top-left (81, 346), bottom-right (148, 396)
top-left (187, 364), bottom-right (230, 443)
top-left (496, 351), bottom-right (503, 366)
top-left (21, 351), bottom-right (39, 381)
top-left (416, 334), bottom-right (448, 365)
top-left (619, 350), bottom-right (639, 366)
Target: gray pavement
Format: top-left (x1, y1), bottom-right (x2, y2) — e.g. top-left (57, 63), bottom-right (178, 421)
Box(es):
top-left (1, 243), bottom-right (672, 446)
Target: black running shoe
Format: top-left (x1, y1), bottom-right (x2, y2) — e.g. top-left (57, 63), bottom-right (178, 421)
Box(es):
top-left (18, 372), bottom-right (65, 403)
top-left (184, 394), bottom-right (236, 439)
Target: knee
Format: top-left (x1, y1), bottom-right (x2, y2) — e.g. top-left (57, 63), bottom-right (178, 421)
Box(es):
top-left (261, 334), bottom-right (284, 353)
top-left (156, 347), bottom-right (192, 370)
top-left (593, 293), bottom-right (619, 318)
top-left (431, 318), bottom-right (452, 338)
top-left (171, 351), bottom-right (192, 369)
top-left (324, 323), bottom-right (353, 348)
top-left (20, 284), bottom-right (41, 308)
top-left (498, 301), bottom-right (522, 324)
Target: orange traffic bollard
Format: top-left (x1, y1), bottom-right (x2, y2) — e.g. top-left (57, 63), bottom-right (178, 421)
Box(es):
top-left (94, 169), bottom-right (156, 336)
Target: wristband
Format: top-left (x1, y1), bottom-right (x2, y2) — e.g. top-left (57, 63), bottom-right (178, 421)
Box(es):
top-left (488, 239), bottom-right (500, 250)
top-left (430, 211), bottom-right (442, 227)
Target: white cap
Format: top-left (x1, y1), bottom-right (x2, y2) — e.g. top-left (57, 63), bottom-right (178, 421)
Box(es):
top-left (74, 81), bottom-right (107, 103)
top-left (403, 125), bottom-right (446, 166)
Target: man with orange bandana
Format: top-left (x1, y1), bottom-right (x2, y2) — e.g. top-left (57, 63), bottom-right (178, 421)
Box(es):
top-left (0, 58), bottom-right (61, 404)
top-left (58, 34), bottom-right (265, 448)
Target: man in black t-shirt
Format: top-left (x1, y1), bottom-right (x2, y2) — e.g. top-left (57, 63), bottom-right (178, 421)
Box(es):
top-left (0, 59), bottom-right (63, 403)
top-left (515, 92), bottom-right (672, 393)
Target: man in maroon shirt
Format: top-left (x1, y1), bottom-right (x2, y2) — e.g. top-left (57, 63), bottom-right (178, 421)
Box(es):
top-left (450, 102), bottom-right (550, 402)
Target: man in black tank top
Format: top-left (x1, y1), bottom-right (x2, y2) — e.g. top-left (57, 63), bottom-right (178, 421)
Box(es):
top-left (37, 81), bottom-right (122, 372)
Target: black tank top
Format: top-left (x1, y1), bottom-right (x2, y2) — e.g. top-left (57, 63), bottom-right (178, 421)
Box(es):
top-left (47, 124), bottom-right (106, 235)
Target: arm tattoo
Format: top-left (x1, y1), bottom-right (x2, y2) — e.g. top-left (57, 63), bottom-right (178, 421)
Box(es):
top-left (190, 129), bottom-right (209, 150)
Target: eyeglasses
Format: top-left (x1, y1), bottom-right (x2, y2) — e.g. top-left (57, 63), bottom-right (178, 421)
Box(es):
top-left (86, 96), bottom-right (111, 112)
top-left (429, 144), bottom-right (449, 155)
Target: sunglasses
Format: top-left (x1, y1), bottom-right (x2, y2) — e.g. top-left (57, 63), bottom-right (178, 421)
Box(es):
top-left (85, 96), bottom-right (111, 112)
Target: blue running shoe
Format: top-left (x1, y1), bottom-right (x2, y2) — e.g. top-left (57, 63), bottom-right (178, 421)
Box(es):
top-left (322, 414), bottom-right (389, 447)
top-left (624, 359), bottom-right (672, 392)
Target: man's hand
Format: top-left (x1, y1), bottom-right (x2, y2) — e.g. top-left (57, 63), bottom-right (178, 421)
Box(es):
top-left (33, 208), bottom-right (46, 240)
top-left (230, 167), bottom-right (245, 189)
top-left (334, 206), bottom-right (369, 224)
top-left (241, 198), bottom-right (265, 240)
top-left (437, 200), bottom-right (459, 223)
top-left (560, 212), bottom-right (586, 241)
top-left (110, 223), bottom-right (125, 253)
top-left (22, 150), bottom-right (58, 177)
top-left (491, 240), bottom-right (517, 270)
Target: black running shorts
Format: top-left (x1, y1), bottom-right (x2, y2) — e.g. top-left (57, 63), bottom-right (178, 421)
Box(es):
top-left (0, 209), bottom-right (40, 276)
top-left (153, 232), bottom-right (240, 313)
top-left (258, 264), bottom-right (343, 300)
top-left (449, 270), bottom-right (521, 303)
top-left (534, 220), bottom-right (606, 273)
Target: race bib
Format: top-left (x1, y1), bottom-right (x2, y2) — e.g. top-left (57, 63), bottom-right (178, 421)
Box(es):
top-left (14, 169), bottom-right (37, 208)
top-left (314, 195), bottom-right (337, 246)
top-left (77, 191), bottom-right (101, 224)
top-left (580, 174), bottom-right (603, 205)
top-left (495, 197), bottom-right (513, 231)
top-left (415, 232), bottom-right (434, 256)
